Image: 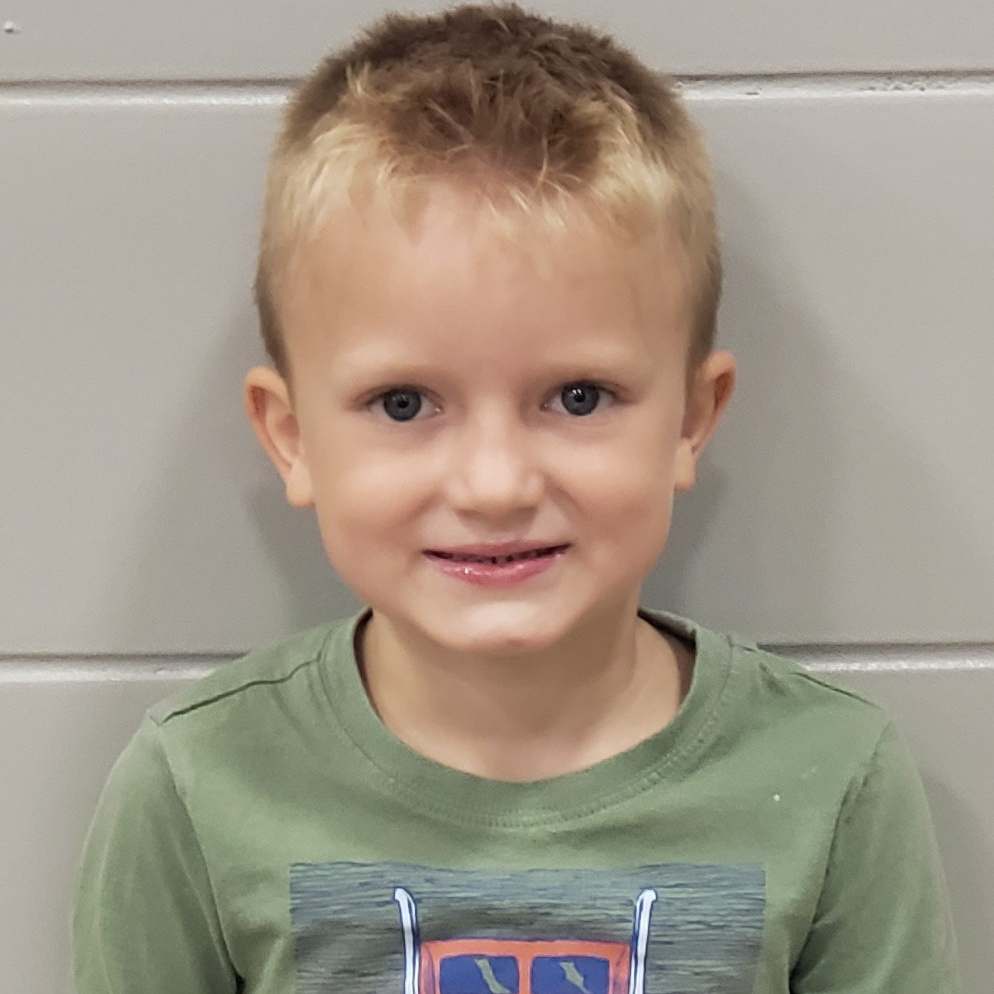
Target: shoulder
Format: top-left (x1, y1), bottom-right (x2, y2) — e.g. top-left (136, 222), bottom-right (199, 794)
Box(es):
top-left (649, 609), bottom-right (897, 769)
top-left (729, 630), bottom-right (895, 756)
top-left (146, 615), bottom-right (357, 728)
top-left (732, 634), bottom-right (885, 715)
top-left (120, 615), bottom-right (365, 803)
top-left (675, 619), bottom-right (940, 862)
top-left (657, 608), bottom-right (890, 719)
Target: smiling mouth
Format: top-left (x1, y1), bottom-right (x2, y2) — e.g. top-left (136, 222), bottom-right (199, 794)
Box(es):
top-left (426, 545), bottom-right (569, 565)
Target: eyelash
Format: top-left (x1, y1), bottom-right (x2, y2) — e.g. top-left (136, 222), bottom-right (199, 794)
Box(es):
top-left (366, 381), bottom-right (617, 423)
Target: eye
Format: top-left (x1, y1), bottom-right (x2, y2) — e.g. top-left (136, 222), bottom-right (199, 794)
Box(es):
top-left (373, 388), bottom-right (429, 423)
top-left (549, 382), bottom-right (609, 417)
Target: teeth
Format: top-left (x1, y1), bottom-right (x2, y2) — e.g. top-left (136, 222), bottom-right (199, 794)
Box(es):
top-left (435, 547), bottom-right (558, 564)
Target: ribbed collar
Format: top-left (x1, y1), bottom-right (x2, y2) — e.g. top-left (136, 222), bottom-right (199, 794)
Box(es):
top-left (318, 608), bottom-right (735, 828)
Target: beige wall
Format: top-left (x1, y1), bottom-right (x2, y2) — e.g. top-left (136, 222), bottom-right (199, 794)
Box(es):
top-left (2, 1), bottom-right (992, 990)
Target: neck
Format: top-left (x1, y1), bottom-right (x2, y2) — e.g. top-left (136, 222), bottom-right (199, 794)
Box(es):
top-left (358, 604), bottom-right (692, 782)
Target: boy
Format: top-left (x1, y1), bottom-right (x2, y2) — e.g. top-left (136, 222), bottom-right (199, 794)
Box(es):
top-left (73, 4), bottom-right (958, 992)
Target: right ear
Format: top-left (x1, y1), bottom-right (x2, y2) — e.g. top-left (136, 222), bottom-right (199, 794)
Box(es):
top-left (243, 366), bottom-right (314, 508)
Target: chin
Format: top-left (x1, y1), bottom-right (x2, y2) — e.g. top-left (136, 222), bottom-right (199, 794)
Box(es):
top-left (421, 603), bottom-right (572, 657)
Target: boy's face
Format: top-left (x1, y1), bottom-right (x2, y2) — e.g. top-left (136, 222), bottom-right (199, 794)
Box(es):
top-left (247, 185), bottom-right (733, 657)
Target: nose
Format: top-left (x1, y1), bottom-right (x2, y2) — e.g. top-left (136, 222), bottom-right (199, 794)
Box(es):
top-left (445, 410), bottom-right (545, 519)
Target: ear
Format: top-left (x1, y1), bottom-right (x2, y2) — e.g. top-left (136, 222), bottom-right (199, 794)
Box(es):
top-left (673, 350), bottom-right (736, 492)
top-left (243, 366), bottom-right (314, 508)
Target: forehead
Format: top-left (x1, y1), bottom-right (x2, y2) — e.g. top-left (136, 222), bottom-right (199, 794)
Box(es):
top-left (280, 184), bottom-right (692, 376)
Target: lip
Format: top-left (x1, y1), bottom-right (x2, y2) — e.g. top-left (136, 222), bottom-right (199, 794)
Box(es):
top-left (423, 543), bottom-right (570, 587)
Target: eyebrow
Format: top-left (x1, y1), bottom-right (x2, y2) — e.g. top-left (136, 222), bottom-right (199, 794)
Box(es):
top-left (329, 341), bottom-right (647, 380)
top-left (327, 349), bottom-right (444, 386)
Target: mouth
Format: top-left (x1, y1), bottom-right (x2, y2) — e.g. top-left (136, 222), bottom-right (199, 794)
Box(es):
top-left (425, 545), bottom-right (569, 565)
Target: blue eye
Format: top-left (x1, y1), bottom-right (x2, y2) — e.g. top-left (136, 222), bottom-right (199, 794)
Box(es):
top-left (558, 382), bottom-right (603, 416)
top-left (379, 388), bottom-right (424, 422)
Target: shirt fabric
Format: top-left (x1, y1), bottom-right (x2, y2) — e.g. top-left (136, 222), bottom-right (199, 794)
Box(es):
top-left (73, 609), bottom-right (959, 993)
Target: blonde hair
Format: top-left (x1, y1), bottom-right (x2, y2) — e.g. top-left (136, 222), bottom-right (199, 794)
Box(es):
top-left (256, 3), bottom-right (720, 374)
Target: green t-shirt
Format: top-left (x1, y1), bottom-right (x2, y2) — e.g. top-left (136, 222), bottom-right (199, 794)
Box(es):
top-left (73, 610), bottom-right (959, 993)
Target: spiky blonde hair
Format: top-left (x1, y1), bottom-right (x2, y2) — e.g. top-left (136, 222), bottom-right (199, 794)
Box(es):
top-left (256, 3), bottom-right (720, 374)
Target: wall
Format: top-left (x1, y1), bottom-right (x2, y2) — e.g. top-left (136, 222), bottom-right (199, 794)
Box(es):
top-left (1, 1), bottom-right (992, 990)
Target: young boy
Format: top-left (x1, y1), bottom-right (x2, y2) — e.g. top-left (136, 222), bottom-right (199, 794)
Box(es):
top-left (73, 4), bottom-right (959, 992)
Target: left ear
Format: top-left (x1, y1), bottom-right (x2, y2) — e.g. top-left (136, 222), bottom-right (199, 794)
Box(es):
top-left (674, 350), bottom-right (736, 492)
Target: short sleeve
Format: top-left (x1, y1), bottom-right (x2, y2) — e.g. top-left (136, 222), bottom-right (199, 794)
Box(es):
top-left (790, 720), bottom-right (960, 993)
top-left (72, 718), bottom-right (238, 994)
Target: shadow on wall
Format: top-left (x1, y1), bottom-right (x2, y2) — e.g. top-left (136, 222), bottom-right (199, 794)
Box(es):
top-left (647, 156), bottom-right (994, 643)
top-left (647, 173), bottom-right (838, 638)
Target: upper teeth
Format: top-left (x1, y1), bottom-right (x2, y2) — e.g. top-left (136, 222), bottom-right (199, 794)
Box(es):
top-left (436, 548), bottom-right (554, 564)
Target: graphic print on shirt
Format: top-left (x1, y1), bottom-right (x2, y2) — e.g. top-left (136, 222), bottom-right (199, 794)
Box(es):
top-left (393, 884), bottom-right (656, 994)
top-left (290, 863), bottom-right (764, 994)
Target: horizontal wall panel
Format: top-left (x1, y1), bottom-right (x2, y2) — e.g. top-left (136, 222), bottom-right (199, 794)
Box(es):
top-left (2, 89), bottom-right (993, 653)
top-left (2, 0), bottom-right (993, 82)
top-left (1, 662), bottom-right (989, 993)
top-left (650, 88), bottom-right (994, 642)
top-left (0, 97), bottom-right (361, 655)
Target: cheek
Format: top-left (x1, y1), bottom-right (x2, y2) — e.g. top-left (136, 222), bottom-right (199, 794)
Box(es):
top-left (608, 478), bottom-right (676, 573)
top-left (308, 437), bottom-right (428, 518)
top-left (557, 435), bottom-right (681, 510)
top-left (311, 497), bottom-right (407, 599)
top-left (307, 458), bottom-right (436, 587)
top-left (564, 469), bottom-right (675, 565)
top-left (555, 441), bottom-right (677, 559)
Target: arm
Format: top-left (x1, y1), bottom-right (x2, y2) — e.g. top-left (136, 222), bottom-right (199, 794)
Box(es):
top-left (73, 719), bottom-right (237, 994)
top-left (791, 721), bottom-right (960, 993)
